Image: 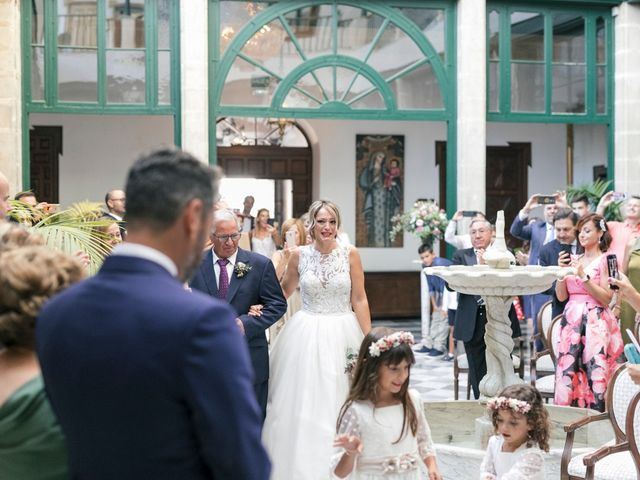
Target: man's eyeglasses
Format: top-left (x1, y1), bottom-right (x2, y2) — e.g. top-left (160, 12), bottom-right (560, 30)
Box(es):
top-left (212, 233), bottom-right (241, 242)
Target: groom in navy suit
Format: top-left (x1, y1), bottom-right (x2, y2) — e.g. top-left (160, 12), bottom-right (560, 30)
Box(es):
top-left (36, 149), bottom-right (270, 479)
top-left (190, 208), bottom-right (287, 419)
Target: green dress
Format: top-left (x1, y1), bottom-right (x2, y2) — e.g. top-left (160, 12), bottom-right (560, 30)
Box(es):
top-left (0, 376), bottom-right (68, 480)
top-left (621, 238), bottom-right (640, 344)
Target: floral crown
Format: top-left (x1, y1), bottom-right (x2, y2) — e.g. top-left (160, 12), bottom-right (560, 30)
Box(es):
top-left (599, 218), bottom-right (607, 231)
top-left (486, 396), bottom-right (531, 414)
top-left (368, 331), bottom-right (415, 357)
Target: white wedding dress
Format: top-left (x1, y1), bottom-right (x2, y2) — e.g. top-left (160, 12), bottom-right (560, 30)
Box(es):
top-left (263, 244), bottom-right (365, 480)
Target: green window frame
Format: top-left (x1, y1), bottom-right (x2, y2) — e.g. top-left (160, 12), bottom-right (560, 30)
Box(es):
top-left (22, 0), bottom-right (180, 115)
top-left (486, 3), bottom-right (613, 124)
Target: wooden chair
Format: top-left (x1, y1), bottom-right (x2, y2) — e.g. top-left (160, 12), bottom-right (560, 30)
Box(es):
top-left (561, 364), bottom-right (640, 480)
top-left (530, 301), bottom-right (555, 386)
top-left (453, 337), bottom-right (525, 400)
top-left (530, 314), bottom-right (563, 402)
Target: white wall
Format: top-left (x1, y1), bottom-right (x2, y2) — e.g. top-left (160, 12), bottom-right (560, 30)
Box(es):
top-left (574, 124), bottom-right (608, 187)
top-left (487, 122), bottom-right (568, 196)
top-left (29, 114), bottom-right (174, 206)
top-left (305, 119), bottom-right (446, 272)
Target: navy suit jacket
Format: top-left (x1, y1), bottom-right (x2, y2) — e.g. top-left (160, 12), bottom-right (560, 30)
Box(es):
top-left (452, 248), bottom-right (521, 342)
top-left (36, 255), bottom-right (270, 480)
top-left (509, 215), bottom-right (550, 266)
top-left (538, 240), bottom-right (582, 319)
top-left (189, 248), bottom-right (287, 385)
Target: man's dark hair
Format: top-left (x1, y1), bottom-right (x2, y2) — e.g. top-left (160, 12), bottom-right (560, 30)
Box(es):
top-left (570, 195), bottom-right (589, 206)
top-left (14, 191), bottom-right (35, 201)
top-left (553, 207), bottom-right (578, 226)
top-left (104, 191), bottom-right (112, 205)
top-left (418, 243), bottom-right (433, 255)
top-left (125, 148), bottom-right (220, 231)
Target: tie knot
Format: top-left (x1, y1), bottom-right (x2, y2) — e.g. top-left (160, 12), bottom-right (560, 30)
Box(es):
top-left (217, 258), bottom-right (229, 267)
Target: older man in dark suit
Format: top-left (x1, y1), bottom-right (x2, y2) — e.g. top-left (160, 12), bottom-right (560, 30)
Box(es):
top-left (453, 219), bottom-right (521, 399)
top-left (36, 149), bottom-right (270, 480)
top-left (190, 209), bottom-right (287, 419)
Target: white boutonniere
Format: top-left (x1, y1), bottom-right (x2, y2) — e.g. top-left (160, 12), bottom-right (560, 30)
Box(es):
top-left (235, 262), bottom-right (252, 278)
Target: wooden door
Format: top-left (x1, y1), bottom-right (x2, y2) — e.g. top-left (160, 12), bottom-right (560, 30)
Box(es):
top-left (217, 145), bottom-right (312, 218)
top-left (29, 126), bottom-right (62, 203)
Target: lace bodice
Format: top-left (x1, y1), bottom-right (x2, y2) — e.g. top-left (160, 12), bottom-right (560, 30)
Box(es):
top-left (480, 435), bottom-right (545, 480)
top-left (298, 244), bottom-right (352, 314)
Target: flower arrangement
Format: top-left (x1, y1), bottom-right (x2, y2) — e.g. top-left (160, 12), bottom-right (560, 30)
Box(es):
top-left (486, 396), bottom-right (531, 414)
top-left (234, 262), bottom-right (252, 278)
top-left (389, 200), bottom-right (449, 246)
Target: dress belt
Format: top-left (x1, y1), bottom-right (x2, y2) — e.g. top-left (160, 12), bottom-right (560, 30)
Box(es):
top-left (356, 452), bottom-right (420, 474)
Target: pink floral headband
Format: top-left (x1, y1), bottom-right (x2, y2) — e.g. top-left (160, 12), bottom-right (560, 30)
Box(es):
top-left (487, 396), bottom-right (531, 414)
top-left (368, 331), bottom-right (415, 357)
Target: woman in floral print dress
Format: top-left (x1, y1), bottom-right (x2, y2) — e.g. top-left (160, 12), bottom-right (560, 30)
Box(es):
top-left (554, 213), bottom-right (624, 412)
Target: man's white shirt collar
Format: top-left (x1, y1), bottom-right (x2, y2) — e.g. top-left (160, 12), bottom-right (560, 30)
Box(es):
top-left (212, 249), bottom-right (238, 267)
top-left (111, 243), bottom-right (178, 277)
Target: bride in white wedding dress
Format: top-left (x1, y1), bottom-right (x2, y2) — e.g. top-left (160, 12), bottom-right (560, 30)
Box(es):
top-left (262, 200), bottom-right (371, 480)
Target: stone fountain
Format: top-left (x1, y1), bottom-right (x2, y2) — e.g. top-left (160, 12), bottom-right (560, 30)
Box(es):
top-left (422, 210), bottom-right (612, 477)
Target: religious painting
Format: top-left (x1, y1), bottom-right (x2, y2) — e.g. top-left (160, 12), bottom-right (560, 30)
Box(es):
top-left (356, 135), bottom-right (404, 248)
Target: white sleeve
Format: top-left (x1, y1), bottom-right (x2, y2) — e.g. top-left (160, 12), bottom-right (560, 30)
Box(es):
top-left (479, 436), bottom-right (498, 480)
top-left (501, 450), bottom-right (545, 480)
top-left (330, 404), bottom-right (361, 479)
top-left (445, 221), bottom-right (465, 249)
top-left (410, 390), bottom-right (436, 459)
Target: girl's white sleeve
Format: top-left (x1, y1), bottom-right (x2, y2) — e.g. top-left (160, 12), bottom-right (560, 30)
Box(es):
top-left (500, 449), bottom-right (545, 480)
top-left (479, 436), bottom-right (498, 480)
top-left (411, 390), bottom-right (436, 459)
top-left (330, 405), bottom-right (361, 479)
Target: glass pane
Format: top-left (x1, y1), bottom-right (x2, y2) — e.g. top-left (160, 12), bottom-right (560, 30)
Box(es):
top-left (106, 1), bottom-right (144, 48)
top-left (283, 88), bottom-right (322, 109)
top-left (335, 6), bottom-right (386, 62)
top-left (368, 23), bottom-right (423, 82)
top-left (282, 5), bottom-right (334, 60)
top-left (390, 62), bottom-right (443, 109)
top-left (489, 61), bottom-right (499, 112)
top-left (221, 56), bottom-right (280, 106)
top-left (553, 15), bottom-right (584, 63)
top-left (158, 51), bottom-right (171, 105)
top-left (58, 48), bottom-right (97, 102)
top-left (597, 66), bottom-right (605, 113)
top-left (351, 90), bottom-right (385, 109)
top-left (511, 12), bottom-right (543, 61)
top-left (240, 19), bottom-right (303, 79)
top-left (488, 10), bottom-right (500, 60)
top-left (342, 74), bottom-right (375, 103)
top-left (552, 65), bottom-right (585, 113)
top-left (596, 17), bottom-right (605, 64)
top-left (58, 0), bottom-right (97, 47)
top-left (31, 0), bottom-right (45, 44)
top-left (397, 8), bottom-right (446, 60)
top-left (220, 1), bottom-right (270, 55)
top-left (106, 50), bottom-right (146, 103)
top-left (31, 46), bottom-right (45, 101)
top-left (158, 0), bottom-right (171, 50)
top-left (336, 67), bottom-right (359, 101)
top-left (511, 63), bottom-right (544, 112)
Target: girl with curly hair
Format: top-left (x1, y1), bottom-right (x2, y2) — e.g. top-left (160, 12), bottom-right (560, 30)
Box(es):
top-left (481, 384), bottom-right (550, 480)
top-left (331, 327), bottom-right (441, 480)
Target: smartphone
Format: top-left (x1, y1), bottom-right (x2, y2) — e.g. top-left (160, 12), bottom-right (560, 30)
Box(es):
top-left (612, 192), bottom-right (627, 201)
top-left (462, 210), bottom-right (478, 217)
top-left (558, 244), bottom-right (573, 265)
top-left (267, 218), bottom-right (275, 227)
top-left (606, 254), bottom-right (619, 290)
top-left (285, 230), bottom-right (297, 247)
top-left (537, 195), bottom-right (556, 205)
top-left (625, 329), bottom-right (640, 364)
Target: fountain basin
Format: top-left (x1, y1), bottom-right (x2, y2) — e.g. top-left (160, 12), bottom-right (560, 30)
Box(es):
top-left (425, 400), bottom-right (613, 478)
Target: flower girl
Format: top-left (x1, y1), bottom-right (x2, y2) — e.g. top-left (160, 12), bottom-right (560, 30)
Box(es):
top-left (480, 384), bottom-right (550, 480)
top-left (331, 328), bottom-right (442, 479)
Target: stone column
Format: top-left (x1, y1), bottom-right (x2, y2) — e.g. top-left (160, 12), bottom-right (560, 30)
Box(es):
top-left (0, 1), bottom-right (23, 192)
top-left (456, 0), bottom-right (487, 213)
top-left (614, 4), bottom-right (640, 195)
top-left (180, 0), bottom-right (209, 163)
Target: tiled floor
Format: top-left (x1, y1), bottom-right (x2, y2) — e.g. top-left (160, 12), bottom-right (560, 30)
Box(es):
top-left (373, 318), bottom-right (532, 402)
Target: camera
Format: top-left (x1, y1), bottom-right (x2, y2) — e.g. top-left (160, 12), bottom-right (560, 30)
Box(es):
top-left (537, 195), bottom-right (556, 205)
top-left (462, 210), bottom-right (478, 217)
top-left (612, 192), bottom-right (627, 201)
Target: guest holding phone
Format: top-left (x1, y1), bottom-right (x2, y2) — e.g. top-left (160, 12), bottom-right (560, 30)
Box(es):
top-left (250, 208), bottom-right (280, 259)
top-left (609, 274), bottom-right (640, 383)
top-left (554, 214), bottom-right (624, 411)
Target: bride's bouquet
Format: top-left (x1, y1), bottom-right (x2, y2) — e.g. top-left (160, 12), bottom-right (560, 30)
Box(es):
top-left (389, 199), bottom-right (449, 246)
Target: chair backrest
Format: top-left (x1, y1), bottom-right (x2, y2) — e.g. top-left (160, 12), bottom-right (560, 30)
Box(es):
top-left (547, 315), bottom-right (563, 363)
top-left (626, 390), bottom-right (640, 473)
top-left (606, 364), bottom-right (640, 441)
top-left (537, 300), bottom-right (553, 349)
